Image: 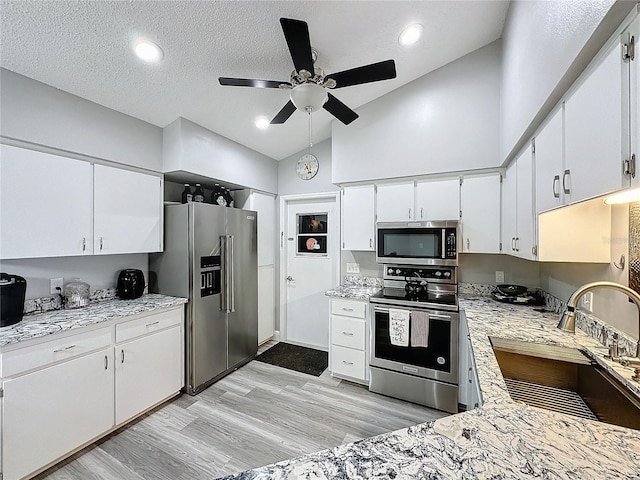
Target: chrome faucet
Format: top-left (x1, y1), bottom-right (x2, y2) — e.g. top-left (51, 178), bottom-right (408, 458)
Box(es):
top-left (557, 281), bottom-right (640, 361)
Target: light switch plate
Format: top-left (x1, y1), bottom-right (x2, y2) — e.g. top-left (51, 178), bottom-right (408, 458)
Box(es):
top-left (346, 263), bottom-right (360, 274)
top-left (495, 271), bottom-right (505, 283)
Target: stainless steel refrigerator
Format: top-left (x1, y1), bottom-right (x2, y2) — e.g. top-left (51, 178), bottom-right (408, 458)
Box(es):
top-left (150, 202), bottom-right (258, 395)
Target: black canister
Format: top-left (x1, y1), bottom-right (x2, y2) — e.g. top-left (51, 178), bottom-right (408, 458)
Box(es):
top-left (117, 269), bottom-right (145, 299)
top-left (0, 273), bottom-right (27, 327)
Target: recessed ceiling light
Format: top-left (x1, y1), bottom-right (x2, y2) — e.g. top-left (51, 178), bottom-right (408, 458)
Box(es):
top-left (255, 116), bottom-right (270, 130)
top-left (399, 23), bottom-right (423, 47)
top-left (133, 38), bottom-right (163, 63)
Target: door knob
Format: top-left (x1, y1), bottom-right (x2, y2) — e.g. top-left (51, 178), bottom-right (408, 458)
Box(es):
top-left (286, 275), bottom-right (294, 281)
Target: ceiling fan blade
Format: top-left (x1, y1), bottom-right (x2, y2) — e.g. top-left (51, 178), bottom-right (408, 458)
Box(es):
top-left (271, 100), bottom-right (297, 124)
top-left (323, 93), bottom-right (358, 125)
top-left (280, 18), bottom-right (315, 74)
top-left (219, 77), bottom-right (290, 89)
top-left (326, 59), bottom-right (397, 88)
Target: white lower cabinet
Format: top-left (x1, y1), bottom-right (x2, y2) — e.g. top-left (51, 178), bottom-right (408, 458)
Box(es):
top-left (329, 298), bottom-right (369, 384)
top-left (0, 305), bottom-right (184, 480)
top-left (2, 347), bottom-right (114, 480)
top-left (115, 316), bottom-right (183, 425)
top-left (458, 311), bottom-right (481, 411)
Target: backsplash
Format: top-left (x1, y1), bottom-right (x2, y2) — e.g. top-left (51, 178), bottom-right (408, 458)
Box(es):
top-left (343, 275), bottom-right (383, 287)
top-left (23, 287), bottom-right (148, 315)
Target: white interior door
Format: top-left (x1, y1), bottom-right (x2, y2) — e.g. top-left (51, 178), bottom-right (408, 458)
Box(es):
top-left (284, 197), bottom-right (339, 350)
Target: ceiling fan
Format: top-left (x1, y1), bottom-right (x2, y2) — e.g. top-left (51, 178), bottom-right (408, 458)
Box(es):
top-left (219, 18), bottom-right (397, 126)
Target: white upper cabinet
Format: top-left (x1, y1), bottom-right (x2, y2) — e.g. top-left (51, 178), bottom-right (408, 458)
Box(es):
top-left (460, 173), bottom-right (501, 254)
top-left (242, 191), bottom-right (276, 266)
top-left (375, 181), bottom-right (415, 222)
top-left (534, 107), bottom-right (564, 213)
top-left (502, 146), bottom-right (534, 260)
top-left (0, 144), bottom-right (93, 259)
top-left (94, 164), bottom-right (162, 255)
top-left (564, 27), bottom-right (631, 203)
top-left (342, 185), bottom-right (375, 251)
top-left (415, 178), bottom-right (460, 221)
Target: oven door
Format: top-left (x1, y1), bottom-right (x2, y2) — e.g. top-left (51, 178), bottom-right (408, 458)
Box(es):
top-left (370, 305), bottom-right (458, 385)
top-left (376, 222), bottom-right (458, 266)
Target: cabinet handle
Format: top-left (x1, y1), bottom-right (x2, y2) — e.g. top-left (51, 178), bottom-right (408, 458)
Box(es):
top-left (369, 238), bottom-right (372, 248)
top-left (552, 175), bottom-right (560, 199)
top-left (408, 208), bottom-right (412, 219)
top-left (342, 307), bottom-right (354, 312)
top-left (562, 169), bottom-right (571, 194)
top-left (511, 237), bottom-right (516, 251)
top-left (341, 331), bottom-right (355, 336)
top-left (99, 237), bottom-right (104, 251)
top-left (104, 355), bottom-right (109, 370)
top-left (53, 344), bottom-right (75, 353)
top-left (466, 238), bottom-right (470, 250)
top-left (82, 237), bottom-right (86, 252)
top-left (516, 237), bottom-right (520, 252)
top-left (420, 208), bottom-right (424, 219)
top-left (468, 367), bottom-right (473, 383)
top-left (121, 349), bottom-right (125, 364)
top-left (342, 360), bottom-right (354, 365)
top-left (146, 321), bottom-right (160, 327)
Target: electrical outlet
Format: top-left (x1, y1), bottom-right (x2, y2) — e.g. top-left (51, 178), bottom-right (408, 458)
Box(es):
top-left (581, 292), bottom-right (594, 311)
top-left (50, 277), bottom-right (63, 294)
top-left (346, 263), bottom-right (360, 274)
top-left (495, 271), bottom-right (505, 283)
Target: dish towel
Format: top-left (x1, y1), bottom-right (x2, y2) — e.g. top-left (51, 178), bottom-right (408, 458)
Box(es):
top-left (410, 310), bottom-right (430, 348)
top-left (389, 308), bottom-right (410, 347)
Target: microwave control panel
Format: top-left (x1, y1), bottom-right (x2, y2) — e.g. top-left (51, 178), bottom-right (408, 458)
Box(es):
top-left (444, 228), bottom-right (457, 258)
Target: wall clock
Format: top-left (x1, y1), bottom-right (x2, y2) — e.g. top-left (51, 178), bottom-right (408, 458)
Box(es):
top-left (296, 153), bottom-right (319, 180)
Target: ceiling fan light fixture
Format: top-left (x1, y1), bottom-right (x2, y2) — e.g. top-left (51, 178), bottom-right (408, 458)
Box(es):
top-left (133, 38), bottom-right (164, 63)
top-left (399, 23), bottom-right (423, 47)
top-left (290, 83), bottom-right (328, 112)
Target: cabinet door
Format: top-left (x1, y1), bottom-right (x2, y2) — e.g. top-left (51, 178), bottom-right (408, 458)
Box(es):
top-left (342, 185), bottom-right (375, 251)
top-left (501, 161), bottom-right (517, 256)
top-left (534, 107), bottom-right (564, 213)
top-left (631, 17), bottom-right (640, 189)
top-left (258, 265), bottom-right (275, 344)
top-left (564, 33), bottom-right (629, 203)
top-left (115, 325), bottom-right (182, 425)
top-left (250, 191), bottom-right (276, 266)
top-left (2, 348), bottom-right (113, 480)
top-left (94, 164), bottom-right (162, 255)
top-left (0, 144), bottom-right (92, 259)
top-left (415, 178), bottom-right (460, 221)
top-left (460, 173), bottom-right (501, 253)
top-left (515, 147), bottom-right (534, 260)
top-left (376, 182), bottom-right (415, 222)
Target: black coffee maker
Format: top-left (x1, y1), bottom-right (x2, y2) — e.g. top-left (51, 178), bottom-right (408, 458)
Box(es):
top-left (117, 269), bottom-right (145, 299)
top-left (1, 273), bottom-right (27, 327)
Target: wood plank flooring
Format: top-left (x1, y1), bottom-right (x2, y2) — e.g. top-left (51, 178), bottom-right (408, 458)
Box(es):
top-left (35, 343), bottom-right (449, 479)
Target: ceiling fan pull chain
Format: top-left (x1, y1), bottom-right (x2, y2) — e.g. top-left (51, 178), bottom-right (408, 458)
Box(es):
top-left (307, 106), bottom-right (313, 152)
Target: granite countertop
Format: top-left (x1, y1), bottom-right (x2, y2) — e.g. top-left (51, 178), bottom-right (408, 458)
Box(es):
top-left (324, 276), bottom-right (382, 301)
top-left (0, 294), bottom-right (187, 349)
top-left (224, 296), bottom-right (640, 479)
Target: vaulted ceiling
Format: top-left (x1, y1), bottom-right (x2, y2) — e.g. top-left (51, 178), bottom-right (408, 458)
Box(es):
top-left (0, 1), bottom-right (510, 160)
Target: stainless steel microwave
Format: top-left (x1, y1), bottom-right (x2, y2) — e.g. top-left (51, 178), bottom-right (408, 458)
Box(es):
top-left (376, 221), bottom-right (459, 266)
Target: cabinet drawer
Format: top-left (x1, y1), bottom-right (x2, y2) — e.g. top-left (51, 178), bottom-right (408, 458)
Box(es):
top-left (330, 299), bottom-right (366, 319)
top-left (331, 345), bottom-right (366, 380)
top-left (331, 316), bottom-right (366, 350)
top-left (2, 327), bottom-right (112, 378)
top-left (116, 307), bottom-right (183, 344)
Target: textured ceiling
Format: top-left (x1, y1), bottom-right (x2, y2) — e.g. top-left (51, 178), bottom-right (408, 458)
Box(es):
top-left (0, 1), bottom-right (509, 160)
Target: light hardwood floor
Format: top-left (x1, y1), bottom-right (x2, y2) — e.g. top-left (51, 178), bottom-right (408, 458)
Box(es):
top-left (35, 343), bottom-right (449, 479)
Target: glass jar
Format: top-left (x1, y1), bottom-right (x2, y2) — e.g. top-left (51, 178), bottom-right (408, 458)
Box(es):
top-left (64, 278), bottom-right (90, 309)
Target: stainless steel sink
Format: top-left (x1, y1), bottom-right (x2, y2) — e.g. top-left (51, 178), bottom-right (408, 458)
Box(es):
top-left (490, 337), bottom-right (640, 430)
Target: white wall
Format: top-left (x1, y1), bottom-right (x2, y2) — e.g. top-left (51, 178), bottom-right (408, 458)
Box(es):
top-left (0, 254), bottom-right (148, 299)
top-left (331, 41), bottom-right (501, 184)
top-left (163, 117), bottom-right (278, 194)
top-left (0, 69), bottom-right (163, 171)
top-left (500, 0), bottom-right (634, 163)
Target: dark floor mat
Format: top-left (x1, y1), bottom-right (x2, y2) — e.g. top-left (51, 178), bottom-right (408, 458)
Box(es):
top-left (255, 342), bottom-right (328, 377)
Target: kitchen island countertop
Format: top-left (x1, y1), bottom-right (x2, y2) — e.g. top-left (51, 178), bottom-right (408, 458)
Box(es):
top-left (0, 293), bottom-right (187, 349)
top-left (223, 295), bottom-right (640, 479)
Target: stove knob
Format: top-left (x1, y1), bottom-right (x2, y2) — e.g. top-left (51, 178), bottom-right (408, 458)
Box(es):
top-left (395, 269), bottom-right (402, 275)
top-left (387, 268), bottom-right (394, 275)
top-left (443, 271), bottom-right (451, 278)
top-left (435, 271), bottom-right (442, 277)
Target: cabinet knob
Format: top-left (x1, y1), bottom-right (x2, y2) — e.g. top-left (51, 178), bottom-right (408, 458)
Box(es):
top-left (286, 275), bottom-right (294, 281)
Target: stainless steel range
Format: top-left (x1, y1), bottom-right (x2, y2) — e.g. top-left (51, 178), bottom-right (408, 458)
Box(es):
top-left (369, 263), bottom-right (459, 413)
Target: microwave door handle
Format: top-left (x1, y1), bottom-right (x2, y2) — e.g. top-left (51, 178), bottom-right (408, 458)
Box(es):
top-left (441, 229), bottom-right (446, 258)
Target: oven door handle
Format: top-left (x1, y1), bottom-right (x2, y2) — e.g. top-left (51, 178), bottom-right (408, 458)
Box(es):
top-left (373, 306), bottom-right (452, 320)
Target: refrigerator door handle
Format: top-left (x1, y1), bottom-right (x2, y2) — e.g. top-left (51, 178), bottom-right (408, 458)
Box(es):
top-left (221, 235), bottom-right (230, 313)
top-left (229, 234), bottom-right (235, 313)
